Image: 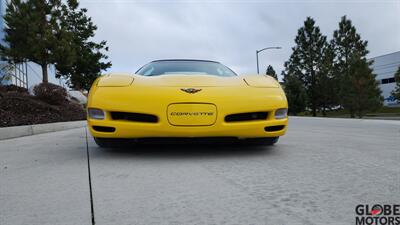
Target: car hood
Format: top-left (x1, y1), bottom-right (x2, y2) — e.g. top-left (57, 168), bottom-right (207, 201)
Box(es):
top-left (96, 73), bottom-right (279, 88)
top-left (134, 74), bottom-right (245, 87)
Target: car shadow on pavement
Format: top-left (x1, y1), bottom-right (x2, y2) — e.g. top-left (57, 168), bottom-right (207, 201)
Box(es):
top-left (89, 141), bottom-right (282, 160)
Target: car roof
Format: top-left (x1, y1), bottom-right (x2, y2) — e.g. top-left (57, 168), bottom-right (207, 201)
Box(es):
top-left (151, 59), bottom-right (220, 63)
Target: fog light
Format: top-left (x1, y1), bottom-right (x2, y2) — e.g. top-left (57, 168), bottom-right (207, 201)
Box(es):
top-left (274, 108), bottom-right (287, 119)
top-left (88, 108), bottom-right (105, 120)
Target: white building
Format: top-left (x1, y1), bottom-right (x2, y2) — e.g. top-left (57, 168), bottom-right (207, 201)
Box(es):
top-left (370, 51), bottom-right (400, 107)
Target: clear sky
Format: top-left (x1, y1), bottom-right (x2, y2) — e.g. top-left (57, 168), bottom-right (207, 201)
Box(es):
top-left (80, 0), bottom-right (400, 80)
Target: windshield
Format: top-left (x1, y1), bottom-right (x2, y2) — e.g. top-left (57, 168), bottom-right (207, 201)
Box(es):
top-left (136, 60), bottom-right (237, 77)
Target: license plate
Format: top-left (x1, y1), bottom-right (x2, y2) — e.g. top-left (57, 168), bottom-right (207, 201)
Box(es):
top-left (167, 103), bottom-right (217, 126)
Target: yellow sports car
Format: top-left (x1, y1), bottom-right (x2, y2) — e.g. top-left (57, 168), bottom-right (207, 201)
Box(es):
top-left (87, 59), bottom-right (288, 147)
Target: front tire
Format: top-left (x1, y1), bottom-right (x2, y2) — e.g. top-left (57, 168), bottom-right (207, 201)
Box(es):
top-left (94, 138), bottom-right (113, 148)
top-left (242, 137), bottom-right (279, 146)
top-left (94, 138), bottom-right (132, 148)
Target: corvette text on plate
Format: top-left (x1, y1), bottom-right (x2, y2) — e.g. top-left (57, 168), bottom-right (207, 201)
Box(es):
top-left (170, 112), bottom-right (214, 116)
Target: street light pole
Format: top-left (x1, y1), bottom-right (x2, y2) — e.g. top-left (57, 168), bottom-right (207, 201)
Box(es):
top-left (256, 51), bottom-right (259, 74)
top-left (256, 46), bottom-right (282, 74)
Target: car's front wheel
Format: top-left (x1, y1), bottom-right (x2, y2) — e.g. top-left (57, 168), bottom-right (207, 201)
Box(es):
top-left (94, 138), bottom-right (113, 148)
top-left (94, 138), bottom-right (131, 148)
top-left (242, 137), bottom-right (279, 146)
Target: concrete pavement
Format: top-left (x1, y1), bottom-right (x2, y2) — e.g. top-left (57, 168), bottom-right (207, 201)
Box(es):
top-left (0, 128), bottom-right (91, 225)
top-left (1, 117), bottom-right (399, 225)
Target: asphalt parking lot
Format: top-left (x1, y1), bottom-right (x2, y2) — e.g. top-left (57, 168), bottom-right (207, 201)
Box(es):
top-left (1, 117), bottom-right (399, 225)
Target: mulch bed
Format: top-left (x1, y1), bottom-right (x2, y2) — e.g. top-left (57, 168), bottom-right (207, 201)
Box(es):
top-left (0, 85), bottom-right (86, 127)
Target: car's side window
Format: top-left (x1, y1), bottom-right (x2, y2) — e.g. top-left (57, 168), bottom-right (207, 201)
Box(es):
top-left (216, 68), bottom-right (224, 75)
top-left (142, 66), bottom-right (155, 76)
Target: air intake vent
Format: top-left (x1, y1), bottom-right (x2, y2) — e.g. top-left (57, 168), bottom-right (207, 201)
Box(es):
top-left (92, 126), bottom-right (116, 132)
top-left (264, 125), bottom-right (285, 132)
top-left (225, 112), bottom-right (268, 122)
top-left (110, 112), bottom-right (158, 123)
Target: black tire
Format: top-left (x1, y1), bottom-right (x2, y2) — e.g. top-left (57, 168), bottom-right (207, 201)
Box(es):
top-left (94, 138), bottom-right (131, 148)
top-left (94, 138), bottom-right (113, 148)
top-left (242, 137), bottom-right (279, 146)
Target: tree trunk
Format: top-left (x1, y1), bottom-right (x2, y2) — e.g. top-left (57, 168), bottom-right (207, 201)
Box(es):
top-left (311, 68), bottom-right (316, 117)
top-left (41, 64), bottom-right (48, 83)
top-left (358, 109), bottom-right (363, 119)
top-left (312, 104), bottom-right (317, 117)
top-left (350, 108), bottom-right (355, 118)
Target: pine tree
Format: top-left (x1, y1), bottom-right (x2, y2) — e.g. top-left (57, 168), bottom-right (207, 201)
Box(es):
top-left (266, 65), bottom-right (278, 80)
top-left (282, 17), bottom-right (328, 116)
top-left (282, 73), bottom-right (307, 115)
top-left (344, 60), bottom-right (382, 118)
top-left (331, 16), bottom-right (382, 117)
top-left (391, 66), bottom-right (400, 101)
top-left (56, 0), bottom-right (111, 91)
top-left (1, 0), bottom-right (75, 83)
top-left (316, 44), bottom-right (338, 116)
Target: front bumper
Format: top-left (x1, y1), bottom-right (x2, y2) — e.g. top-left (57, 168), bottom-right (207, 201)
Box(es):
top-left (87, 115), bottom-right (288, 139)
top-left (87, 85), bottom-right (288, 139)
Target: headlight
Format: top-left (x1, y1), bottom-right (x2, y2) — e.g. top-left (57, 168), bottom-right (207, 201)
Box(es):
top-left (88, 108), bottom-right (105, 120)
top-left (274, 108), bottom-right (287, 119)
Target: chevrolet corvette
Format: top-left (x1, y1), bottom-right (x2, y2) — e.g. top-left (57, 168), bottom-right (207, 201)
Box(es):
top-left (87, 59), bottom-right (288, 147)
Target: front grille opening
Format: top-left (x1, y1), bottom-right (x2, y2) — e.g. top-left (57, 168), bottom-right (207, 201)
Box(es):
top-left (110, 112), bottom-right (158, 123)
top-left (225, 112), bottom-right (268, 122)
top-left (92, 126), bottom-right (116, 132)
top-left (264, 125), bottom-right (285, 132)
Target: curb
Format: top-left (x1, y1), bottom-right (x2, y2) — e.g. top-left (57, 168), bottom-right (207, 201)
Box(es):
top-left (0, 120), bottom-right (87, 140)
top-left (290, 116), bottom-right (400, 124)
